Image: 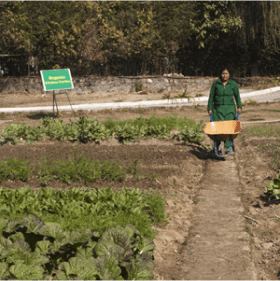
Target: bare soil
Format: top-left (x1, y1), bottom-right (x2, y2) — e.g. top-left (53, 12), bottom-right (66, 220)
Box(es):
top-left (0, 91), bottom-right (280, 279)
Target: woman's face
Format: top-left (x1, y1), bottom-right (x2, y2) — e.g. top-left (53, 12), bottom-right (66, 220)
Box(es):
top-left (221, 70), bottom-right (230, 81)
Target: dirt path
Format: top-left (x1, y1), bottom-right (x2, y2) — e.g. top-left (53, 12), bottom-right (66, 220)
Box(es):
top-left (175, 156), bottom-right (257, 280)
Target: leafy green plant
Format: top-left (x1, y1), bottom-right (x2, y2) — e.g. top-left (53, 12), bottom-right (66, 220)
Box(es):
top-left (147, 124), bottom-right (170, 138)
top-left (0, 123), bottom-right (28, 144)
top-left (0, 187), bottom-right (162, 279)
top-left (43, 118), bottom-right (65, 140)
top-left (0, 158), bottom-right (31, 182)
top-left (128, 157), bottom-right (142, 180)
top-left (174, 120), bottom-right (206, 144)
top-left (135, 82), bottom-right (143, 92)
top-left (201, 144), bottom-right (212, 150)
top-left (193, 102), bottom-right (199, 109)
top-left (162, 93), bottom-right (171, 99)
top-left (115, 123), bottom-right (147, 143)
top-left (242, 99), bottom-right (258, 106)
top-left (37, 155), bottom-right (125, 186)
top-left (146, 172), bottom-right (159, 181)
top-left (0, 186), bottom-right (166, 239)
top-left (0, 214), bottom-right (155, 280)
top-left (264, 174), bottom-right (280, 200)
top-left (0, 115), bottom-right (205, 145)
top-left (178, 91), bottom-right (188, 98)
top-left (68, 116), bottom-right (111, 143)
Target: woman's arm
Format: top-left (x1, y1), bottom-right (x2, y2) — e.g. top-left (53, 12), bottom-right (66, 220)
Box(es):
top-left (233, 82), bottom-right (242, 109)
top-left (207, 82), bottom-right (216, 113)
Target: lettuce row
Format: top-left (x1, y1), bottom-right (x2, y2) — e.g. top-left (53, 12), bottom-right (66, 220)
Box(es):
top-left (0, 215), bottom-right (154, 280)
top-left (0, 115), bottom-right (205, 145)
top-left (0, 186), bottom-right (166, 239)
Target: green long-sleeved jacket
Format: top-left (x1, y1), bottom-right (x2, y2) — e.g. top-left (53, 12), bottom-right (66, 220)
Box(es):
top-left (207, 77), bottom-right (242, 150)
top-left (207, 78), bottom-right (242, 111)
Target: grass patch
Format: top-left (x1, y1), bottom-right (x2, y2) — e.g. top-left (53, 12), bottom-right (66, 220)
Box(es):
top-left (242, 99), bottom-right (258, 106)
top-left (247, 118), bottom-right (265, 121)
top-left (245, 126), bottom-right (280, 137)
top-left (269, 142), bottom-right (280, 171)
top-left (267, 109), bottom-right (280, 113)
top-left (135, 82), bottom-right (143, 92)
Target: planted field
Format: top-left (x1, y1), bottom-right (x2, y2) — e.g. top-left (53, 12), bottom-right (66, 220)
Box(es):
top-left (0, 101), bottom-right (280, 279)
top-left (0, 114), bottom-right (207, 280)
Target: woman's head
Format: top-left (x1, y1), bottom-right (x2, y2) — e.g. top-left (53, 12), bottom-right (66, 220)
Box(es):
top-left (219, 68), bottom-right (230, 81)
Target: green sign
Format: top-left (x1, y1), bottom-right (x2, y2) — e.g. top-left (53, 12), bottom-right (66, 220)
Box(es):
top-left (40, 69), bottom-right (73, 91)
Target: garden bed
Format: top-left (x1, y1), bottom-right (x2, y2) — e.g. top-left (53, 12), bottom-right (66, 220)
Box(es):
top-left (0, 100), bottom-right (280, 279)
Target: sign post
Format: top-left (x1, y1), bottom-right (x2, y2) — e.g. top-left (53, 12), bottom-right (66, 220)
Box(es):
top-left (40, 69), bottom-right (75, 116)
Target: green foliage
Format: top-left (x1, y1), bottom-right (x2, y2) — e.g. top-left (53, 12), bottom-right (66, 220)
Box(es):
top-left (245, 126), bottom-right (280, 138)
top-left (0, 153), bottom-right (164, 189)
top-left (0, 155), bottom-right (127, 186)
top-left (2, 1), bottom-right (280, 77)
top-left (37, 155), bottom-right (125, 186)
top-left (0, 123), bottom-right (45, 145)
top-left (68, 116), bottom-right (111, 143)
top-left (242, 99), bottom-right (258, 106)
top-left (115, 123), bottom-right (147, 144)
top-left (0, 183), bottom-right (164, 276)
top-left (135, 82), bottom-right (143, 92)
top-left (0, 186), bottom-right (165, 239)
top-left (143, 193), bottom-right (166, 224)
top-left (0, 158), bottom-right (31, 182)
top-left (128, 157), bottom-right (142, 178)
top-left (174, 120), bottom-right (206, 144)
top-left (0, 184), bottom-right (167, 279)
top-left (190, 2), bottom-right (242, 49)
top-left (264, 174), bottom-right (280, 200)
top-left (162, 93), bottom-right (171, 100)
top-left (0, 115), bottom-right (205, 146)
top-left (0, 213), bottom-right (155, 280)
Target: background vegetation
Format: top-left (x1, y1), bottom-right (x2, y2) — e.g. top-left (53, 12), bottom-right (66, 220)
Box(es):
top-left (1, 1), bottom-right (280, 77)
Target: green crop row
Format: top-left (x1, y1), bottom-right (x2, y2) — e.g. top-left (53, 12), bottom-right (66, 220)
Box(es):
top-left (0, 115), bottom-right (205, 145)
top-left (0, 156), bottom-right (158, 186)
top-left (0, 186), bottom-right (167, 279)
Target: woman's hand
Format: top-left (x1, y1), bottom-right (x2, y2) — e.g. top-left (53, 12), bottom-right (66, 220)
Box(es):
top-left (237, 108), bottom-right (242, 113)
top-left (208, 110), bottom-right (213, 115)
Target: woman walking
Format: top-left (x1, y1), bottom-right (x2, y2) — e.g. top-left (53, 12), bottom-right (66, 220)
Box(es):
top-left (207, 68), bottom-right (242, 152)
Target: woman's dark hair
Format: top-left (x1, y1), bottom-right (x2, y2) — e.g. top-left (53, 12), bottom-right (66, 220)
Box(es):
top-left (219, 67), bottom-right (230, 79)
